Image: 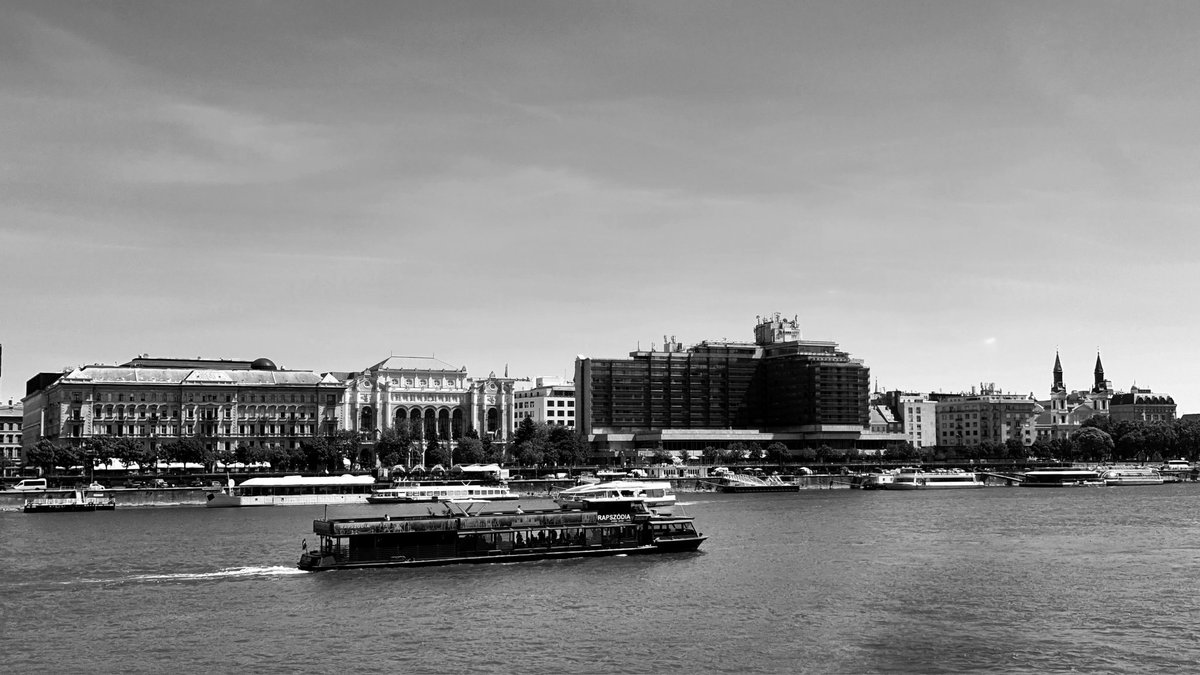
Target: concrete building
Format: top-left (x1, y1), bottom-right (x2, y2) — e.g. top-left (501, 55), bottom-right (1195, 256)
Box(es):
top-left (1, 399), bottom-right (22, 477)
top-left (881, 392), bottom-right (938, 449)
top-left (576, 313), bottom-right (883, 456)
top-left (513, 377), bottom-right (576, 429)
top-left (1109, 386), bottom-right (1176, 422)
top-left (935, 384), bottom-right (1042, 448)
top-left (337, 356), bottom-right (520, 448)
top-left (21, 356), bottom-right (345, 458)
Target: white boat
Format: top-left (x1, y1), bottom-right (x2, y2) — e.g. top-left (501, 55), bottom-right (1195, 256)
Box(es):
top-left (554, 480), bottom-right (676, 512)
top-left (24, 489), bottom-right (116, 513)
top-left (1100, 467), bottom-right (1164, 486)
top-left (205, 474), bottom-right (376, 508)
top-left (884, 468), bottom-right (985, 490)
top-left (366, 482), bottom-right (520, 503)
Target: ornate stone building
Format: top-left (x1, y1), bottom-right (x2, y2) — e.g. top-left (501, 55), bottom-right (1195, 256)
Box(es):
top-left (338, 356), bottom-right (519, 449)
top-left (21, 356), bottom-right (344, 458)
top-left (1036, 352), bottom-right (1113, 441)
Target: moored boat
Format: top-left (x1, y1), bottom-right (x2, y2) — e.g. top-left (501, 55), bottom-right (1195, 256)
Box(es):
top-left (701, 473), bottom-right (800, 493)
top-left (1100, 467), bottom-right (1164, 486)
top-left (205, 474), bottom-right (376, 508)
top-left (367, 481), bottom-right (520, 504)
top-left (1019, 469), bottom-right (1104, 487)
top-left (23, 489), bottom-right (116, 513)
top-left (883, 468), bottom-right (985, 490)
top-left (297, 499), bottom-right (705, 571)
top-left (849, 473), bottom-right (895, 490)
top-left (554, 480), bottom-right (676, 510)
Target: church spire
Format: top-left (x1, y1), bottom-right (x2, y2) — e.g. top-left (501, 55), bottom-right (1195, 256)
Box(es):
top-left (1052, 351), bottom-right (1065, 393)
top-left (1092, 351), bottom-right (1109, 394)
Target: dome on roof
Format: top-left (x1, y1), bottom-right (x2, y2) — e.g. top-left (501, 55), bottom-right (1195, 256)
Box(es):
top-left (250, 357), bottom-right (278, 371)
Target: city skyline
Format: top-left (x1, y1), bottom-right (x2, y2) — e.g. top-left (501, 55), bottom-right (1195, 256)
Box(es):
top-left (3, 2), bottom-right (1198, 411)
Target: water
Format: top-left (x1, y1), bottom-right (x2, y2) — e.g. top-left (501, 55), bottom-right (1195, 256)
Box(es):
top-left (4, 486), bottom-right (1200, 674)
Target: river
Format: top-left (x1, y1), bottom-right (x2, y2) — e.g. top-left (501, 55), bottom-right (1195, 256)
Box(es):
top-left (4, 485), bottom-right (1199, 673)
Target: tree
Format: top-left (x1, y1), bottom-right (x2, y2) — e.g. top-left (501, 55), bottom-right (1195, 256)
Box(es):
top-left (547, 426), bottom-right (588, 466)
top-left (510, 420), bottom-right (550, 467)
top-left (1004, 437), bottom-right (1027, 460)
top-left (1071, 427), bottom-right (1114, 462)
top-left (455, 436), bottom-right (486, 464)
top-left (27, 438), bottom-right (71, 475)
top-left (329, 430), bottom-right (362, 471)
top-left (377, 424), bottom-right (417, 467)
top-left (427, 437), bottom-right (452, 466)
top-left (765, 442), bottom-right (790, 466)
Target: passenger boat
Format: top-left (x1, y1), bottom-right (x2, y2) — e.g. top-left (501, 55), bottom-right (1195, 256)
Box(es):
top-left (366, 481), bottom-right (520, 504)
top-left (554, 480), bottom-right (676, 511)
top-left (883, 468), bottom-right (985, 490)
top-left (1019, 469), bottom-right (1104, 487)
top-left (23, 489), bottom-right (116, 513)
top-left (297, 499), bottom-right (706, 571)
top-left (700, 473), bottom-right (800, 493)
top-left (1100, 467), bottom-right (1164, 486)
top-left (205, 474), bottom-right (376, 508)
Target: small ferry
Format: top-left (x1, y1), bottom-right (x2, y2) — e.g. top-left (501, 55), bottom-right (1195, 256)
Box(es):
top-left (205, 474), bottom-right (376, 508)
top-left (883, 468), bottom-right (985, 490)
top-left (297, 499), bottom-right (706, 571)
top-left (1100, 467), bottom-right (1164, 486)
top-left (23, 489), bottom-right (116, 513)
top-left (554, 480), bottom-right (676, 510)
top-left (1020, 469), bottom-right (1104, 487)
top-left (367, 482), bottom-right (520, 504)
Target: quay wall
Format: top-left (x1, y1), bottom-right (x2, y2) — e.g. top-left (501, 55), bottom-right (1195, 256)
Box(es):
top-left (0, 487), bottom-right (211, 511)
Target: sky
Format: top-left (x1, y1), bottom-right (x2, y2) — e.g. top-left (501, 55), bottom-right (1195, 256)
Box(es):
top-left (2, 1), bottom-right (1199, 411)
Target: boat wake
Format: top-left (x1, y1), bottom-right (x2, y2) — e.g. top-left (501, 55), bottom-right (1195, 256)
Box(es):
top-left (127, 565), bottom-right (307, 583)
top-left (54, 565), bottom-right (308, 587)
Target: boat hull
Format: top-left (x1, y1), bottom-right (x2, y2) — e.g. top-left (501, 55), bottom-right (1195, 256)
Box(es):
top-left (298, 537), bottom-right (706, 571)
top-left (713, 483), bottom-right (799, 493)
top-left (23, 502), bottom-right (116, 513)
top-left (205, 492), bottom-right (371, 508)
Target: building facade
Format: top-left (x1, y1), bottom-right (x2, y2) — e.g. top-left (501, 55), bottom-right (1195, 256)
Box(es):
top-left (881, 392), bottom-right (938, 449)
top-left (21, 357), bottom-right (345, 458)
top-left (935, 385), bottom-right (1042, 447)
top-left (1109, 386), bottom-right (1176, 422)
top-left (576, 314), bottom-right (877, 454)
top-left (338, 356), bottom-right (520, 448)
top-left (1, 400), bottom-right (22, 477)
top-left (1036, 352), bottom-right (1112, 441)
top-left (513, 377), bottom-right (576, 429)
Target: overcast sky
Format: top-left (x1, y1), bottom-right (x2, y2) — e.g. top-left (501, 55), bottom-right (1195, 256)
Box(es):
top-left (2, 1), bottom-right (1198, 412)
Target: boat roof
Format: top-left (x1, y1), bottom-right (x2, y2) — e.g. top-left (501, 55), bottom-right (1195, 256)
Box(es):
top-left (238, 474), bottom-right (375, 487)
top-left (560, 480), bottom-right (671, 494)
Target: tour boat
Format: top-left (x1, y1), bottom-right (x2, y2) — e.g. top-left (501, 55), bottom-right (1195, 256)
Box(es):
top-left (554, 480), bottom-right (676, 511)
top-left (702, 473), bottom-right (801, 493)
top-left (366, 482), bottom-right (520, 504)
top-left (1099, 467), bottom-right (1164, 486)
top-left (1019, 469), bottom-right (1104, 487)
top-left (205, 474), bottom-right (376, 508)
top-left (297, 499), bottom-right (706, 571)
top-left (883, 468), bottom-right (985, 490)
top-left (23, 489), bottom-right (116, 513)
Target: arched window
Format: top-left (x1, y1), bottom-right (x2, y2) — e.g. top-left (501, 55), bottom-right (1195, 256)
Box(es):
top-left (361, 406), bottom-right (375, 431)
top-left (487, 408), bottom-right (499, 433)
